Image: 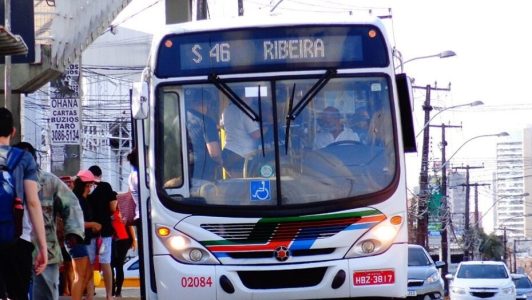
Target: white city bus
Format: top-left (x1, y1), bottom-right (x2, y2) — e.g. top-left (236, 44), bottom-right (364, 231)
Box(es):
top-left (132, 15), bottom-right (416, 299)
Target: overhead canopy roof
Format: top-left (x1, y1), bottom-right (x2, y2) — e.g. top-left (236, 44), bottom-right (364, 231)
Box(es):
top-left (0, 26), bottom-right (28, 56)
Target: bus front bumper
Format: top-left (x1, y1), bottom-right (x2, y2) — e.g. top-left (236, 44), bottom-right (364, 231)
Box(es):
top-left (152, 243), bottom-right (408, 300)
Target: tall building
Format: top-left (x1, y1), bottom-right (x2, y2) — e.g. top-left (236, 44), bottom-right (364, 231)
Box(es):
top-left (523, 126), bottom-right (532, 237)
top-left (494, 131), bottom-right (528, 238)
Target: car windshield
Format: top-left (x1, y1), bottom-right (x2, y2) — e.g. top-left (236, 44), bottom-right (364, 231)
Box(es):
top-left (514, 276), bottom-right (532, 289)
top-left (457, 264), bottom-right (509, 279)
top-left (408, 247), bottom-right (431, 266)
top-left (156, 75), bottom-right (397, 207)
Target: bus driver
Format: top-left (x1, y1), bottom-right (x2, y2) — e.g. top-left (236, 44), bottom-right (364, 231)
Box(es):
top-left (313, 106), bottom-right (359, 149)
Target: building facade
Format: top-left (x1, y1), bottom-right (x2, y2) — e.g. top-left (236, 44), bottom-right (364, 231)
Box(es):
top-left (494, 131), bottom-right (528, 238)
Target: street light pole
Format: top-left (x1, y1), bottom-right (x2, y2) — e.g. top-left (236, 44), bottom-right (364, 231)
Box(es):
top-left (439, 132), bottom-right (510, 171)
top-left (397, 50), bottom-right (456, 73)
top-left (416, 101), bottom-right (483, 138)
top-left (476, 193), bottom-right (529, 228)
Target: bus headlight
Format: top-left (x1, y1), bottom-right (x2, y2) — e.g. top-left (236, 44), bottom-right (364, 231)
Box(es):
top-left (156, 224), bottom-right (220, 265)
top-left (344, 214), bottom-right (403, 258)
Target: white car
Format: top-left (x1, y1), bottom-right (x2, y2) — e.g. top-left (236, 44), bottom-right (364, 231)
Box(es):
top-left (446, 261), bottom-right (515, 300)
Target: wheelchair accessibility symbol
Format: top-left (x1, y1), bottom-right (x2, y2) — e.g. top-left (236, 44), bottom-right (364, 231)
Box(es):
top-left (250, 180), bottom-right (271, 201)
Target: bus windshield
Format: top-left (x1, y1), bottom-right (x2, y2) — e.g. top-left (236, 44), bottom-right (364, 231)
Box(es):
top-left (157, 75), bottom-right (396, 207)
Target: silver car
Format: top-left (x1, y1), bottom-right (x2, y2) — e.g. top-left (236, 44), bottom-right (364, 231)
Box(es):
top-left (513, 273), bottom-right (532, 300)
top-left (407, 244), bottom-right (445, 300)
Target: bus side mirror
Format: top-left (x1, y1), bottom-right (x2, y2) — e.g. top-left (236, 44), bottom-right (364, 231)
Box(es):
top-left (395, 73), bottom-right (416, 153)
top-left (132, 81), bottom-right (149, 119)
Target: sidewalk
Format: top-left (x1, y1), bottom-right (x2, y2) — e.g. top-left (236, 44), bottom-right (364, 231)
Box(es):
top-left (59, 287), bottom-right (141, 300)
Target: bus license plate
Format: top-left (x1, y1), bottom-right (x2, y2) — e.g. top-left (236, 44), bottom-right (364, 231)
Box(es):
top-left (353, 270), bottom-right (395, 286)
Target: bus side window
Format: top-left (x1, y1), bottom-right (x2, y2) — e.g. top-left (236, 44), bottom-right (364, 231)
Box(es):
top-left (161, 91), bottom-right (183, 188)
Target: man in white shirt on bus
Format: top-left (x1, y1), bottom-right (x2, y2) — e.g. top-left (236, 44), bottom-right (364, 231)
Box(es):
top-left (220, 102), bottom-right (261, 177)
top-left (314, 106), bottom-right (359, 149)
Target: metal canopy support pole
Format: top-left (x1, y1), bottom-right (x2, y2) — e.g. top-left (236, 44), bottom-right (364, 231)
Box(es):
top-left (4, 0), bottom-right (11, 109)
top-left (238, 0), bottom-right (244, 16)
top-left (165, 0), bottom-right (192, 24)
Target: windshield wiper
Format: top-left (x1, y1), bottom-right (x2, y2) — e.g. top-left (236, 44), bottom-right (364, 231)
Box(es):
top-left (208, 74), bottom-right (258, 121)
top-left (284, 83), bottom-right (296, 154)
top-left (284, 69), bottom-right (337, 153)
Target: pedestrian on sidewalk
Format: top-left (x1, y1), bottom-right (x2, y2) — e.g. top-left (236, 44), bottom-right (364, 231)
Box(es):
top-left (88, 166), bottom-right (117, 300)
top-left (0, 108), bottom-right (47, 300)
top-left (111, 205), bottom-right (136, 297)
top-left (72, 170), bottom-right (101, 300)
top-left (13, 142), bottom-right (85, 300)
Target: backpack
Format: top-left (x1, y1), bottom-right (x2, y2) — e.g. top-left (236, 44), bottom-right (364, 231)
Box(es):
top-left (116, 190), bottom-right (136, 226)
top-left (0, 147), bottom-right (25, 245)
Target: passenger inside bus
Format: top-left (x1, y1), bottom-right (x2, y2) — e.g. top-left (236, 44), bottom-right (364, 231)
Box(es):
top-left (185, 89), bottom-right (223, 182)
top-left (313, 106), bottom-right (360, 149)
top-left (349, 109), bottom-right (371, 145)
top-left (220, 99), bottom-right (261, 178)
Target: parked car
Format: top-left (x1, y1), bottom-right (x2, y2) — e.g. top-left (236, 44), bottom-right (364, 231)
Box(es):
top-left (446, 261), bottom-right (515, 300)
top-left (407, 244), bottom-right (445, 300)
top-left (513, 273), bottom-right (532, 300)
top-left (124, 255), bottom-right (140, 279)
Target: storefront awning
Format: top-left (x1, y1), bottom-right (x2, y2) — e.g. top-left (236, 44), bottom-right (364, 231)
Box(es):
top-left (0, 25), bottom-right (28, 56)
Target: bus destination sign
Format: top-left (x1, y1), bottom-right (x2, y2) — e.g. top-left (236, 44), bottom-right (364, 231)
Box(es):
top-left (155, 25), bottom-right (388, 77)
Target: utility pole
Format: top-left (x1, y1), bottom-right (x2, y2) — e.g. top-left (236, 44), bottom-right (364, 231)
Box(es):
top-left (431, 123), bottom-right (460, 284)
top-left (414, 83), bottom-right (451, 248)
top-left (470, 183), bottom-right (489, 259)
top-left (513, 239), bottom-right (532, 273)
top-left (454, 165), bottom-right (484, 260)
top-left (471, 183), bottom-right (490, 231)
top-left (514, 239), bottom-right (518, 273)
top-left (503, 227), bottom-right (507, 262)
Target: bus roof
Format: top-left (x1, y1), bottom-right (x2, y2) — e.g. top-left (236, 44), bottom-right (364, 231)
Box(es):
top-left (153, 15), bottom-right (386, 42)
top-left (160, 15), bottom-right (384, 35)
top-left (148, 15), bottom-right (389, 70)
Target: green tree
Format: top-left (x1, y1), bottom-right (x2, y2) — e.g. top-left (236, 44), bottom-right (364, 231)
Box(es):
top-left (478, 231), bottom-right (504, 261)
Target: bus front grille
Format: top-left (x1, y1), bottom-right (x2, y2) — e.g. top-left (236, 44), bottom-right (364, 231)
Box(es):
top-left (201, 216), bottom-right (360, 242)
top-left (228, 248), bottom-right (335, 259)
top-left (237, 267), bottom-right (327, 289)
